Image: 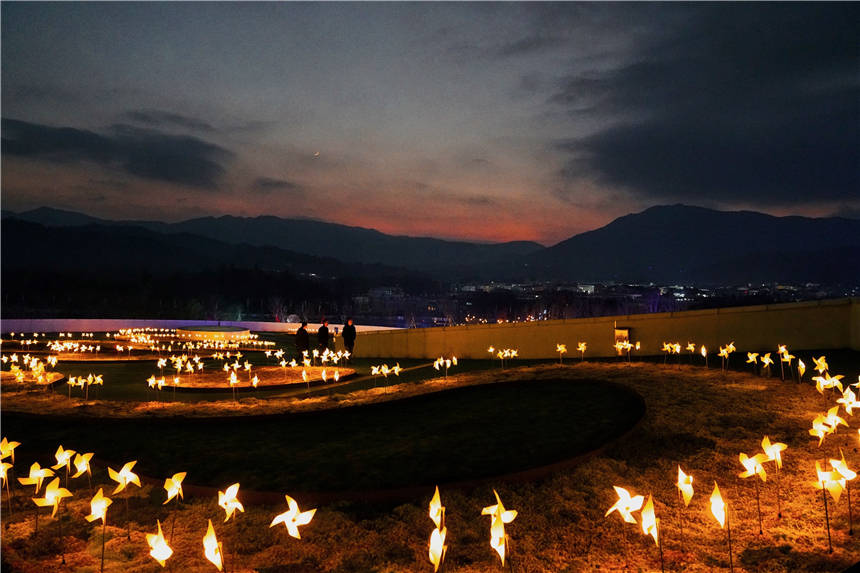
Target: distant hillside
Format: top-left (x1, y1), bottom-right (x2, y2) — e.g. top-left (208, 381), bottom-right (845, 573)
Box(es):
top-left (7, 204), bottom-right (860, 285)
top-left (0, 218), bottom-right (431, 288)
top-left (7, 207), bottom-right (542, 278)
top-left (525, 205), bottom-right (860, 284)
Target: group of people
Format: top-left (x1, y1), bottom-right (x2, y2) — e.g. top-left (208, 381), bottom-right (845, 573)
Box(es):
top-left (294, 317), bottom-right (357, 359)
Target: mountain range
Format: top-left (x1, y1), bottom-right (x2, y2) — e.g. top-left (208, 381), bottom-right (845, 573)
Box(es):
top-left (4, 205), bottom-right (859, 285)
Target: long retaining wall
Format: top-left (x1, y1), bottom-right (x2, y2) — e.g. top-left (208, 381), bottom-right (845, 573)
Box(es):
top-left (355, 298), bottom-right (860, 359)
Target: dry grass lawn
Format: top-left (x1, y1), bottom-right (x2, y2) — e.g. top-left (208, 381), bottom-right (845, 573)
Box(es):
top-left (2, 361), bottom-right (860, 572)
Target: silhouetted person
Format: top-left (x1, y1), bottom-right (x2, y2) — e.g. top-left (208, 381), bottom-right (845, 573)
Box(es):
top-left (342, 317), bottom-right (356, 357)
top-left (295, 321), bottom-right (309, 358)
top-left (317, 319), bottom-right (330, 353)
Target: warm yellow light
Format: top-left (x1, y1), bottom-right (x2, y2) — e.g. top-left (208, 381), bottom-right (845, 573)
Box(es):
top-left (146, 519), bottom-right (173, 567)
top-left (72, 452), bottom-right (94, 478)
top-left (218, 482), bottom-right (244, 522)
top-left (270, 494), bottom-right (316, 539)
top-left (163, 472), bottom-right (186, 504)
top-left (18, 461), bottom-right (54, 494)
top-left (482, 489), bottom-right (517, 566)
top-left (108, 461), bottom-right (141, 494)
top-left (85, 488), bottom-right (112, 523)
top-left (203, 519), bottom-right (224, 571)
top-left (738, 452), bottom-right (768, 482)
top-left (676, 466), bottom-right (694, 507)
top-left (32, 476), bottom-right (73, 517)
top-left (640, 494), bottom-right (659, 547)
top-left (710, 482), bottom-right (726, 528)
top-left (605, 485), bottom-right (644, 523)
top-left (760, 436), bottom-right (787, 469)
top-left (1, 437), bottom-right (21, 463)
top-left (51, 444), bottom-right (76, 472)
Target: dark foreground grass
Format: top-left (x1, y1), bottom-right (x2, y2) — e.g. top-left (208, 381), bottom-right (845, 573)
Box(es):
top-left (2, 378), bottom-right (643, 492)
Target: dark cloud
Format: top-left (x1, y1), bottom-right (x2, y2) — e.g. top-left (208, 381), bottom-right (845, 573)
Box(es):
top-left (497, 35), bottom-right (564, 58)
top-left (124, 109), bottom-right (215, 133)
top-left (2, 118), bottom-right (232, 188)
top-left (252, 177), bottom-right (304, 194)
top-left (551, 4), bottom-right (859, 205)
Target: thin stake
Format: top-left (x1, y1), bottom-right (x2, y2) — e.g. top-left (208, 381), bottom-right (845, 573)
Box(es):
top-left (754, 479), bottom-right (763, 534)
top-left (5, 478), bottom-right (13, 527)
top-left (125, 493), bottom-right (131, 540)
top-left (847, 481), bottom-right (854, 536)
top-left (677, 489), bottom-right (685, 546)
top-left (100, 516), bottom-right (106, 573)
top-left (821, 476), bottom-right (833, 553)
top-left (59, 503), bottom-right (66, 564)
top-left (726, 508), bottom-right (735, 573)
top-left (775, 466), bottom-right (782, 519)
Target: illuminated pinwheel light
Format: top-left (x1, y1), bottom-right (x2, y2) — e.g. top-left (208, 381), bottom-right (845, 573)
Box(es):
top-left (218, 482), bottom-right (244, 522)
top-left (146, 519), bottom-right (173, 567)
top-left (605, 486), bottom-right (644, 524)
top-left (482, 489), bottom-right (517, 567)
top-left (270, 494), bottom-right (316, 539)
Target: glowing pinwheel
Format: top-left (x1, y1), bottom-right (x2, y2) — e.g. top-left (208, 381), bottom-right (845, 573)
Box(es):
top-left (739, 451), bottom-right (768, 533)
top-left (72, 452), bottom-right (94, 478)
top-left (738, 452), bottom-right (768, 482)
top-left (203, 519), bottom-right (224, 571)
top-left (85, 488), bottom-right (112, 523)
top-left (760, 353), bottom-right (773, 375)
top-left (556, 343), bottom-right (567, 363)
top-left (108, 460), bottom-right (141, 494)
top-left (837, 388), bottom-right (860, 415)
top-left (270, 494), bottom-right (316, 539)
top-left (760, 436), bottom-right (786, 470)
top-left (577, 341), bottom-right (587, 360)
top-left (640, 494), bottom-right (659, 546)
top-left (814, 461), bottom-right (844, 503)
top-left (52, 444), bottom-right (76, 475)
top-left (830, 451), bottom-right (856, 483)
top-left (798, 359), bottom-right (806, 382)
top-left (18, 462), bottom-right (54, 494)
top-left (746, 352), bottom-right (758, 369)
top-left (218, 482), bottom-right (244, 522)
top-left (829, 448), bottom-right (858, 534)
top-left (710, 482), bottom-right (726, 528)
top-left (147, 519), bottom-right (173, 567)
top-left (33, 476), bottom-right (72, 517)
top-left (163, 472), bottom-right (186, 504)
top-left (429, 525), bottom-right (447, 573)
top-left (429, 486), bottom-right (444, 528)
top-left (677, 466), bottom-right (694, 507)
top-left (814, 372), bottom-right (845, 394)
top-left (1, 437), bottom-right (21, 463)
top-left (813, 355), bottom-right (829, 374)
top-left (482, 489), bottom-right (517, 567)
top-left (605, 485), bottom-right (644, 523)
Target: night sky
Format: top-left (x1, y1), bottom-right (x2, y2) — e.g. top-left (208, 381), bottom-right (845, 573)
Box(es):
top-left (2, 3), bottom-right (857, 245)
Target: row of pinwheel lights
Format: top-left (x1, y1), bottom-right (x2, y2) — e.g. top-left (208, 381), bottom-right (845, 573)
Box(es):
top-left (1, 441), bottom-right (315, 571)
top-left (606, 352), bottom-right (858, 569)
top-left (49, 341), bottom-right (102, 353)
top-left (0, 436), bottom-right (513, 573)
top-left (2, 353), bottom-right (59, 384)
top-left (607, 446), bottom-right (856, 570)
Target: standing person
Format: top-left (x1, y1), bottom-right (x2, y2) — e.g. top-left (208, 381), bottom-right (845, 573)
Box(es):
top-left (342, 317), bottom-right (357, 359)
top-left (295, 321), bottom-right (309, 358)
top-left (317, 319), bottom-right (330, 353)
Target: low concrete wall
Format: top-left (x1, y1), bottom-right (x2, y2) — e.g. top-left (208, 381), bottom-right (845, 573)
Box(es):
top-left (0, 318), bottom-right (395, 335)
top-left (355, 298), bottom-right (859, 359)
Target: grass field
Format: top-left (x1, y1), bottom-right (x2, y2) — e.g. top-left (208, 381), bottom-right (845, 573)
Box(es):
top-left (3, 347), bottom-right (860, 572)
